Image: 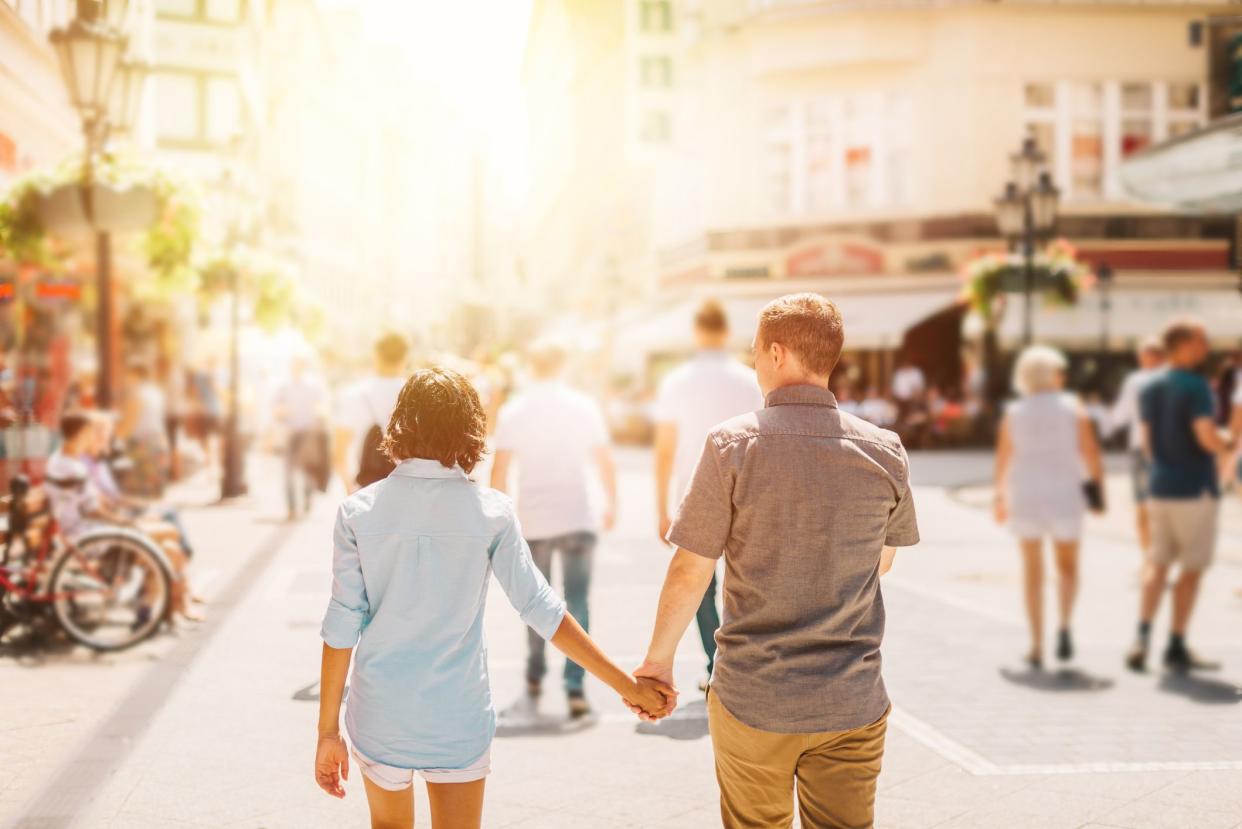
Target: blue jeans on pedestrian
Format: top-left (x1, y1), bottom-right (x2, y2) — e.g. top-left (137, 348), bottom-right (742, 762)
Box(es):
top-left (526, 531), bottom-right (596, 694)
top-left (696, 572), bottom-right (719, 677)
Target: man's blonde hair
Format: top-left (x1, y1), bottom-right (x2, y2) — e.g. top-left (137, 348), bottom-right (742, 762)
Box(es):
top-left (756, 293), bottom-right (845, 377)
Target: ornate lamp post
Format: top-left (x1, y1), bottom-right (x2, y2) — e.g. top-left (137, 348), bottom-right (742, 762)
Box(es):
top-left (48, 0), bottom-right (148, 408)
top-left (993, 138), bottom-right (1061, 346)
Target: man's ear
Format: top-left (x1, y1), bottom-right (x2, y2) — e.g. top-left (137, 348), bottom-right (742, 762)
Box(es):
top-left (769, 341), bottom-right (786, 371)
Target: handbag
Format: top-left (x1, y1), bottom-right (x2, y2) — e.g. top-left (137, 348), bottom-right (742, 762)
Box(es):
top-left (1082, 479), bottom-right (1105, 513)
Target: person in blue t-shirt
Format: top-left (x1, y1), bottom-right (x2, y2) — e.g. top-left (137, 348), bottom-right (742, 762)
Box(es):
top-left (1127, 320), bottom-right (1232, 673)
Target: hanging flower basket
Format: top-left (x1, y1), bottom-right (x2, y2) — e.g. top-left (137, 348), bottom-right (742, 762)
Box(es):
top-left (960, 239), bottom-right (1095, 327)
top-left (32, 181), bottom-right (160, 238)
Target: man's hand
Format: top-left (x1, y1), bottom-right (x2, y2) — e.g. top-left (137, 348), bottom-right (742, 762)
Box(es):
top-left (314, 733), bottom-right (349, 799)
top-left (601, 506), bottom-right (616, 532)
top-left (993, 496), bottom-right (1007, 525)
top-left (626, 659), bottom-right (678, 721)
top-left (658, 514), bottom-right (672, 546)
top-left (622, 675), bottom-right (678, 721)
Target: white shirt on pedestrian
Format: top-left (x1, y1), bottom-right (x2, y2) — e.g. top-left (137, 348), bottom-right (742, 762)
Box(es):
top-left (1109, 367), bottom-right (1164, 452)
top-left (275, 375), bottom-right (327, 433)
top-left (336, 375), bottom-right (406, 463)
top-left (493, 380), bottom-right (610, 540)
top-left (891, 365), bottom-right (926, 401)
top-left (45, 450), bottom-right (99, 540)
top-left (653, 350), bottom-right (764, 499)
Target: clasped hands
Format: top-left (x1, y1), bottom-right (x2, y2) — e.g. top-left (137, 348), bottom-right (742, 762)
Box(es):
top-left (620, 659), bottom-right (679, 722)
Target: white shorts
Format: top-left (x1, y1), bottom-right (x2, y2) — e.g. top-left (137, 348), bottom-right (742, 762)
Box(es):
top-left (1009, 515), bottom-right (1082, 543)
top-left (350, 745), bottom-right (491, 791)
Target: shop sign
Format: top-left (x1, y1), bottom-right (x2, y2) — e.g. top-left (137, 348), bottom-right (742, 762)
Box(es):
top-left (0, 133), bottom-right (16, 174)
top-left (786, 240), bottom-right (885, 277)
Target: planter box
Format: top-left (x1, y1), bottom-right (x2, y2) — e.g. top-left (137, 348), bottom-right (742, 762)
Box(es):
top-left (33, 182), bottom-right (159, 237)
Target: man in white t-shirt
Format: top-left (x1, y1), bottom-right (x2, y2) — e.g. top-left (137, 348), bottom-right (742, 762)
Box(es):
top-left (491, 340), bottom-right (617, 718)
top-left (1107, 337), bottom-right (1166, 554)
top-left (332, 334), bottom-right (408, 493)
top-left (653, 299), bottom-right (764, 687)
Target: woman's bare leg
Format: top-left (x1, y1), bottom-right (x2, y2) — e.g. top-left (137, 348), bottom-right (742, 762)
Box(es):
top-left (1052, 539), bottom-right (1080, 629)
top-left (426, 779), bottom-right (485, 829)
top-left (1019, 538), bottom-right (1044, 663)
top-left (362, 774), bottom-right (415, 829)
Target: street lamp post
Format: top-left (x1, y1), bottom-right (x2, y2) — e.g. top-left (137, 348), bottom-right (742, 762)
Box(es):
top-left (48, 0), bottom-right (146, 408)
top-left (218, 142), bottom-right (249, 500)
top-left (993, 138), bottom-right (1061, 346)
top-left (1097, 262), bottom-right (1115, 355)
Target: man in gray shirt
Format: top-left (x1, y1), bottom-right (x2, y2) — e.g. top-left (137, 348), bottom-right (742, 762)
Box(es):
top-left (633, 293), bottom-right (919, 829)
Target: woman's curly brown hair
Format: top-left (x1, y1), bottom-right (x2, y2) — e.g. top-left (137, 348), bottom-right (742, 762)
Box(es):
top-left (381, 367), bottom-right (487, 473)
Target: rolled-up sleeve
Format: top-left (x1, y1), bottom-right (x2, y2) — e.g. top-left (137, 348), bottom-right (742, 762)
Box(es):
top-left (885, 448), bottom-right (920, 547)
top-left (490, 509), bottom-right (566, 641)
top-left (666, 435), bottom-right (734, 559)
top-left (320, 506), bottom-right (370, 649)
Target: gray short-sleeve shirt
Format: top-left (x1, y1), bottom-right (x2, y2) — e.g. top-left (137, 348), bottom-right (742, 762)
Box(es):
top-left (667, 384), bottom-right (919, 734)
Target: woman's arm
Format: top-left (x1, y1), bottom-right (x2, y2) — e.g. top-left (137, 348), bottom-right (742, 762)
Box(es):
top-left (1078, 411), bottom-right (1104, 483)
top-left (550, 613), bottom-right (675, 718)
top-left (993, 415), bottom-right (1012, 524)
top-left (315, 643), bottom-right (352, 798)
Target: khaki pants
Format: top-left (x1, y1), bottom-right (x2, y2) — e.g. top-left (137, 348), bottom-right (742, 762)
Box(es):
top-left (707, 690), bottom-right (888, 829)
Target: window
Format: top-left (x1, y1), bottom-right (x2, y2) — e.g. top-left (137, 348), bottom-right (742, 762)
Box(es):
top-left (205, 0), bottom-right (241, 22)
top-left (153, 70), bottom-right (243, 147)
top-left (153, 73), bottom-right (199, 141)
top-left (1022, 80), bottom-right (1204, 201)
top-left (639, 56), bottom-right (673, 89)
top-left (156, 0), bottom-right (198, 16)
top-left (639, 109), bottom-right (672, 143)
top-left (1070, 83), bottom-right (1103, 199)
top-left (639, 0), bottom-right (672, 33)
top-left (763, 93), bottom-right (913, 216)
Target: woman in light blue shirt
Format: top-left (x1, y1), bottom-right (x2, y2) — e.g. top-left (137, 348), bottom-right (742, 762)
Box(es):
top-left (315, 368), bottom-right (674, 829)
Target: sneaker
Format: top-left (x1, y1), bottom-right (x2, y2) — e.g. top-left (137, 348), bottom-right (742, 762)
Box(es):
top-left (1025, 651), bottom-right (1043, 671)
top-left (1125, 638), bottom-right (1147, 673)
top-left (567, 691), bottom-right (591, 719)
top-left (1056, 629), bottom-right (1073, 662)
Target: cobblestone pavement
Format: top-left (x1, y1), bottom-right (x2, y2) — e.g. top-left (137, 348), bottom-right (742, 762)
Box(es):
top-left (3, 449), bottom-right (1241, 829)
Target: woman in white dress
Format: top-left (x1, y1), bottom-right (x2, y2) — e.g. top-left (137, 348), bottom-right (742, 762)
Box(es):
top-left (993, 346), bottom-right (1104, 668)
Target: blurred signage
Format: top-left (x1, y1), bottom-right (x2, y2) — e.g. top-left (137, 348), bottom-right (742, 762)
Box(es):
top-left (786, 241), bottom-right (885, 277)
top-left (34, 280), bottom-right (82, 303)
top-left (153, 20), bottom-right (241, 73)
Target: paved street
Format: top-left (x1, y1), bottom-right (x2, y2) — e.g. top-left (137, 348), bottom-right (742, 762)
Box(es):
top-left (3, 448), bottom-right (1242, 829)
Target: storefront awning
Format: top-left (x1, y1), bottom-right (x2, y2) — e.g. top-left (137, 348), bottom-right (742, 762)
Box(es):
top-left (1119, 113), bottom-right (1242, 211)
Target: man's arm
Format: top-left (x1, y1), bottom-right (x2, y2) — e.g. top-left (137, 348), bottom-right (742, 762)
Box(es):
top-left (1192, 416), bottom-right (1227, 456)
top-left (632, 548), bottom-right (717, 698)
top-left (880, 545), bottom-right (897, 575)
top-left (654, 422), bottom-right (677, 543)
top-left (490, 449), bottom-right (512, 493)
top-left (332, 425), bottom-right (353, 492)
top-left (594, 444), bottom-right (617, 531)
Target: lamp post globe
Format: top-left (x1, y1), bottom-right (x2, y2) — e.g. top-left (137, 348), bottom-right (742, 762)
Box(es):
top-left (49, 17), bottom-right (127, 135)
top-left (1009, 136), bottom-right (1045, 192)
top-left (106, 58), bottom-right (149, 139)
top-left (994, 181), bottom-right (1025, 239)
top-left (1031, 171), bottom-right (1060, 236)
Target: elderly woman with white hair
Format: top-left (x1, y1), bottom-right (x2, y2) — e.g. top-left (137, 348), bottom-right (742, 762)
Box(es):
top-left (994, 345), bottom-right (1105, 669)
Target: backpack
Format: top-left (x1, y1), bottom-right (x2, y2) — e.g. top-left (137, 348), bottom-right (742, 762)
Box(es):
top-left (355, 388), bottom-right (395, 487)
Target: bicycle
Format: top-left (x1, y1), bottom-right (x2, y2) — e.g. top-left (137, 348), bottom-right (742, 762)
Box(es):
top-left (0, 474), bottom-right (173, 652)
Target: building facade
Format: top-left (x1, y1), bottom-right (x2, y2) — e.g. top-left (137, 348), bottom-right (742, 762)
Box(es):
top-left (617, 0), bottom-right (1242, 387)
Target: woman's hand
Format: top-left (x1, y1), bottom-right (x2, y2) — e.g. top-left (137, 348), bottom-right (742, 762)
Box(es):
top-left (315, 733), bottom-right (350, 799)
top-left (622, 675), bottom-right (678, 722)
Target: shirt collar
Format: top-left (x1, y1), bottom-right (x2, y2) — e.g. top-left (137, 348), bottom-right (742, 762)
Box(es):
top-left (765, 384), bottom-right (839, 409)
top-left (391, 458), bottom-right (467, 479)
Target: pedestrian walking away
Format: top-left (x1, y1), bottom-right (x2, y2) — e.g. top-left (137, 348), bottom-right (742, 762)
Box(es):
top-left (1127, 319), bottom-right (1233, 674)
top-left (652, 298), bottom-right (763, 690)
top-left (993, 345), bottom-right (1105, 670)
top-left (633, 293), bottom-right (920, 829)
top-left (490, 339), bottom-right (617, 718)
top-left (274, 355), bottom-right (329, 520)
top-left (333, 333), bottom-right (408, 493)
top-left (314, 368), bottom-right (673, 829)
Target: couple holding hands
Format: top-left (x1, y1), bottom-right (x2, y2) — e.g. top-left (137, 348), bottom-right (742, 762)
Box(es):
top-left (315, 293), bottom-right (920, 829)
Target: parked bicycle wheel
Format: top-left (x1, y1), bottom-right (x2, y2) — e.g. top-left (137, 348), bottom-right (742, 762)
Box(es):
top-left (49, 530), bottom-right (172, 651)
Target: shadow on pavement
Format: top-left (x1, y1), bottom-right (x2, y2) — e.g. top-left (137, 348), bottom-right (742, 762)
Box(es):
top-left (1157, 672), bottom-right (1242, 705)
top-left (635, 697), bottom-right (708, 740)
top-left (998, 666), bottom-right (1115, 692)
top-left (494, 695), bottom-right (599, 738)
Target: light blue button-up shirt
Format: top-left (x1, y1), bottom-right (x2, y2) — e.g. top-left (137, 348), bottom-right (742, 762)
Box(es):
top-left (320, 458), bottom-right (567, 770)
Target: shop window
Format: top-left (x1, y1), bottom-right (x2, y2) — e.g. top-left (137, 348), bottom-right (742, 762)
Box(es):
top-left (639, 0), bottom-right (672, 33)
